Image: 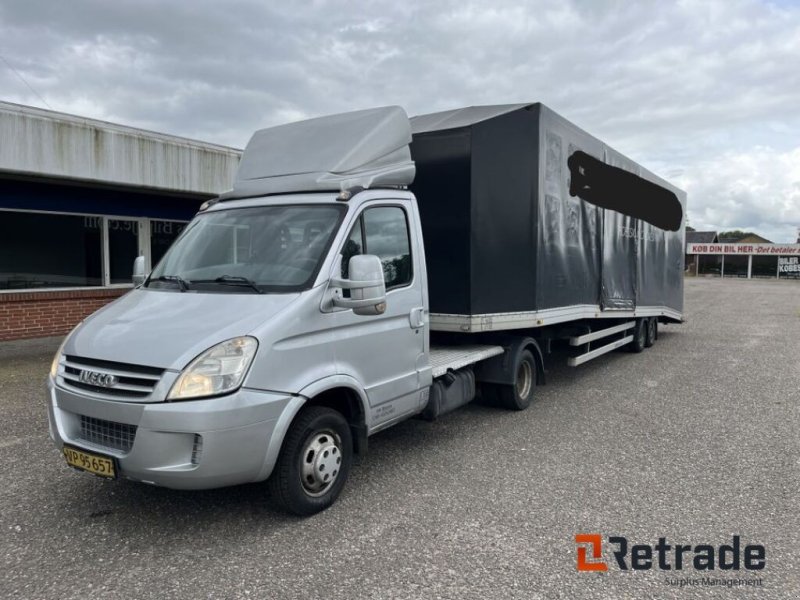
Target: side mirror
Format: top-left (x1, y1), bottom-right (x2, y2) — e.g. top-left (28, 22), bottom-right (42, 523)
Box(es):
top-left (331, 255), bottom-right (387, 316)
top-left (132, 256), bottom-right (147, 286)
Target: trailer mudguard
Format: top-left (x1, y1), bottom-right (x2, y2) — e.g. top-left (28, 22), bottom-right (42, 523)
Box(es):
top-left (473, 336), bottom-right (546, 386)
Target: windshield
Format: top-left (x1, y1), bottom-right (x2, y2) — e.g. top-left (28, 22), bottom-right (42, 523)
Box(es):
top-left (147, 204), bottom-right (345, 293)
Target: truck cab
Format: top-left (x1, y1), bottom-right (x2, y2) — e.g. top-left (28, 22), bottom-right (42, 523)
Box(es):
top-left (48, 187), bottom-right (503, 515)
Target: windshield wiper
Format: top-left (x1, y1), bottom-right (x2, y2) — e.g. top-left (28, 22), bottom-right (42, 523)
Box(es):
top-left (150, 275), bottom-right (190, 292)
top-left (193, 275), bottom-right (263, 294)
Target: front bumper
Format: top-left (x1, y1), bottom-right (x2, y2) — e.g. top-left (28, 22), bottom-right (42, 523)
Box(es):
top-left (46, 378), bottom-right (293, 490)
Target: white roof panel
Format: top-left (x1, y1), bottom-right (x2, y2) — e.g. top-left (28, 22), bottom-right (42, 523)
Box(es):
top-left (410, 103), bottom-right (532, 134)
top-left (222, 106), bottom-right (415, 199)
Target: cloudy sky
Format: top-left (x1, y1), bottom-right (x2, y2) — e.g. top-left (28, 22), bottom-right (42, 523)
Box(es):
top-left (1, 0), bottom-right (798, 241)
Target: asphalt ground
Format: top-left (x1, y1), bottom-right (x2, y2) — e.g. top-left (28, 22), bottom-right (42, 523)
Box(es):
top-left (0, 278), bottom-right (798, 599)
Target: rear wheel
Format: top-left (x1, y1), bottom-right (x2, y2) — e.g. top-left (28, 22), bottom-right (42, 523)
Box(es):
top-left (629, 318), bottom-right (646, 353)
top-left (267, 406), bottom-right (353, 516)
top-left (495, 349), bottom-right (536, 410)
top-left (644, 317), bottom-right (657, 348)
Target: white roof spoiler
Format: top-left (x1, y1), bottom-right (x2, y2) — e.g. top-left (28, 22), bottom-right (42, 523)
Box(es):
top-left (220, 106), bottom-right (415, 200)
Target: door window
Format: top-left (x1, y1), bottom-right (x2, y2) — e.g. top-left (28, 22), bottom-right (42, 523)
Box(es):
top-left (341, 206), bottom-right (412, 290)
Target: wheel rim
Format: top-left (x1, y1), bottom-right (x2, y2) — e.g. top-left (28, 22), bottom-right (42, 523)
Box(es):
top-left (516, 360), bottom-right (533, 400)
top-left (648, 319), bottom-right (656, 340)
top-left (300, 430), bottom-right (343, 497)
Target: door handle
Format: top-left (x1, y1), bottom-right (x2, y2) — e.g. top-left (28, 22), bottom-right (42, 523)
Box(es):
top-left (409, 307), bottom-right (425, 328)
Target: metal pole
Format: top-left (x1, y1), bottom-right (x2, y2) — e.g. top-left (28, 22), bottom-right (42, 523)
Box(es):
top-left (101, 216), bottom-right (110, 287)
top-left (721, 254), bottom-right (725, 278)
top-left (747, 255), bottom-right (752, 279)
top-left (138, 219), bottom-right (152, 272)
top-left (696, 255), bottom-right (700, 276)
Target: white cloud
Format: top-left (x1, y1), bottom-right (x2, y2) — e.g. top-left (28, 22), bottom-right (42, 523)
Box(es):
top-left (674, 146), bottom-right (800, 242)
top-left (0, 0), bottom-right (798, 239)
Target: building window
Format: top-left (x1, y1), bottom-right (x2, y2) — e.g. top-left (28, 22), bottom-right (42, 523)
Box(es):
top-left (150, 220), bottom-right (188, 268)
top-left (752, 255), bottom-right (778, 278)
top-left (108, 219), bottom-right (140, 284)
top-left (0, 212), bottom-right (102, 289)
top-left (340, 206), bottom-right (412, 290)
top-left (0, 210), bottom-right (190, 291)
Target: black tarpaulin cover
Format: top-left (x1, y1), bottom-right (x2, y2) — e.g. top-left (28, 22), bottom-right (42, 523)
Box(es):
top-left (409, 103), bottom-right (685, 317)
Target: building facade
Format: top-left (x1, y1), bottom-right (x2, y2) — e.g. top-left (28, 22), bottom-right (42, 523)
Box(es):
top-left (0, 102), bottom-right (242, 340)
top-left (686, 238), bottom-right (800, 279)
top-left (685, 230), bottom-right (719, 274)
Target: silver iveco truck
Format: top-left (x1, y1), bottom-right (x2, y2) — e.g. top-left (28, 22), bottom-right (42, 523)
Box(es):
top-left (47, 104), bottom-right (685, 514)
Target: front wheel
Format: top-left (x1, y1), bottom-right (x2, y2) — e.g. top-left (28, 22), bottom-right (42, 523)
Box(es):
top-left (267, 406), bottom-right (353, 516)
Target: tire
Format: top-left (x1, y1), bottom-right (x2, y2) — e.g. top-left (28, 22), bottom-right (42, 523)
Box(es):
top-left (267, 406), bottom-right (353, 516)
top-left (496, 349), bottom-right (536, 411)
top-left (644, 317), bottom-right (657, 348)
top-left (629, 318), bottom-right (646, 353)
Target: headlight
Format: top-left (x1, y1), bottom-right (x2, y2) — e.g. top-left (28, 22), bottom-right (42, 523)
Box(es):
top-left (50, 323), bottom-right (81, 379)
top-left (167, 337), bottom-right (258, 400)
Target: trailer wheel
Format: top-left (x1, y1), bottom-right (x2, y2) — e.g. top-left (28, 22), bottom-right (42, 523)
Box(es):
top-left (644, 318), bottom-right (657, 348)
top-left (267, 406), bottom-right (353, 516)
top-left (630, 318), bottom-right (646, 353)
top-left (496, 350), bottom-right (536, 410)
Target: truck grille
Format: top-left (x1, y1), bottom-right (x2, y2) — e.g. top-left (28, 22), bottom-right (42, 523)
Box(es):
top-left (60, 355), bottom-right (164, 399)
top-left (78, 415), bottom-right (137, 453)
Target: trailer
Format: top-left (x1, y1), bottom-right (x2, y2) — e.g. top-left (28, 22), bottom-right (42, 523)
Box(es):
top-left (47, 104), bottom-right (685, 515)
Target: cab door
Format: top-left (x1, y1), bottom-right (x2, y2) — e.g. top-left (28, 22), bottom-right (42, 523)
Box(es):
top-left (329, 200), bottom-right (426, 428)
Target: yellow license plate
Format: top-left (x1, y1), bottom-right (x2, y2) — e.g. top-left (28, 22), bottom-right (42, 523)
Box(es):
top-left (63, 446), bottom-right (116, 479)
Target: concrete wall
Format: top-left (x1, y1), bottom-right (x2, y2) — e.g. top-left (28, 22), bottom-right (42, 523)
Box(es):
top-left (0, 102), bottom-right (241, 195)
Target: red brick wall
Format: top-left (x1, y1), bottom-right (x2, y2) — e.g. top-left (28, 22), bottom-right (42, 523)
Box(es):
top-left (0, 289), bottom-right (129, 341)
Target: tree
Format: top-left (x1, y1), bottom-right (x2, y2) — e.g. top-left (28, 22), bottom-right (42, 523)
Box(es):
top-left (718, 230), bottom-right (757, 241)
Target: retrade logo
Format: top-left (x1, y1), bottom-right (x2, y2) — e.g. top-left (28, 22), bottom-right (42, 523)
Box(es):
top-left (575, 534), bottom-right (608, 572)
top-left (575, 534), bottom-right (765, 572)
